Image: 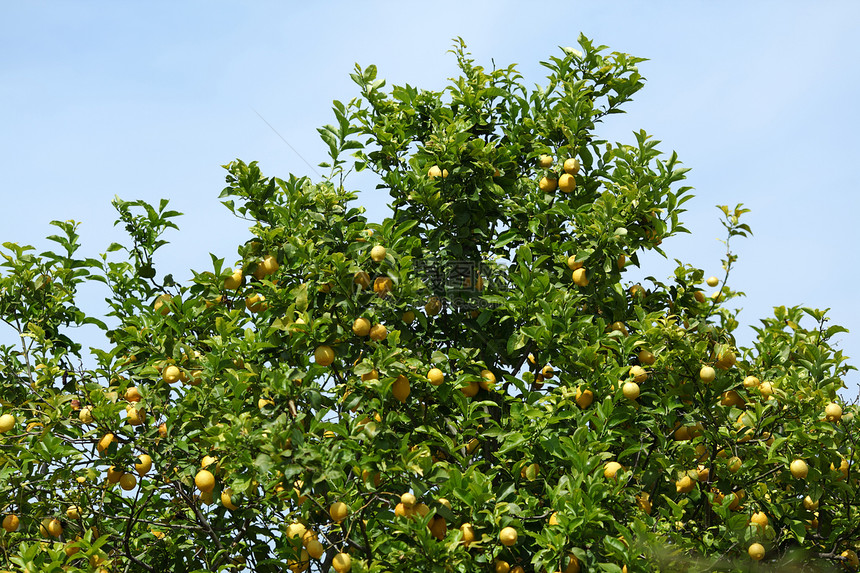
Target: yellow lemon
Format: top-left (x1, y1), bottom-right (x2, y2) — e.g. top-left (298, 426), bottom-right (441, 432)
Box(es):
top-left (789, 459), bottom-right (808, 479)
top-left (195, 469), bottom-right (215, 493)
top-left (314, 345), bottom-right (334, 366)
top-left (370, 245), bottom-right (387, 262)
top-left (428, 368), bottom-right (445, 386)
top-left (499, 526), bottom-right (517, 546)
top-left (748, 542), bottom-right (765, 561)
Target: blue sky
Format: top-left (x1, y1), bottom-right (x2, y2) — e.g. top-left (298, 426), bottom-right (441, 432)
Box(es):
top-left (2, 1), bottom-right (858, 398)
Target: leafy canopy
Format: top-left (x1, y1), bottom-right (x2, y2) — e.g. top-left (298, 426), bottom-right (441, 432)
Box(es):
top-left (0, 35), bottom-right (857, 573)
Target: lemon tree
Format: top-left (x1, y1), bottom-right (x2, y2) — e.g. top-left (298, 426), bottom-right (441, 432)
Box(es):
top-left (0, 35), bottom-right (857, 573)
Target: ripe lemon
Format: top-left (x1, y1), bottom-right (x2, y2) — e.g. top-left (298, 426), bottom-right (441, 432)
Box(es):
top-left (221, 488), bottom-right (239, 510)
top-left (499, 526), bottom-right (517, 546)
top-left (558, 173), bottom-right (576, 193)
top-left (330, 501), bottom-right (349, 522)
top-left (743, 375), bottom-right (760, 388)
top-left (392, 375), bottom-right (410, 402)
top-left (314, 345), bottom-right (334, 366)
top-left (195, 469), bottom-right (215, 493)
top-left (538, 154), bottom-right (553, 168)
top-left (563, 158), bottom-right (580, 174)
top-left (802, 496), bottom-right (819, 510)
top-left (286, 522), bottom-right (307, 540)
top-left (2, 514), bottom-right (20, 532)
top-left (479, 369), bottom-right (496, 390)
top-left (825, 402), bottom-right (842, 422)
top-left (715, 349), bottom-right (736, 370)
top-left (790, 459), bottom-right (808, 479)
top-left (135, 454), bottom-right (152, 476)
top-left (261, 255), bottom-right (279, 277)
top-left (694, 290), bottom-right (706, 303)
top-left (414, 503), bottom-right (430, 518)
top-left (306, 538), bottom-right (324, 559)
top-left (245, 293), bottom-right (267, 313)
top-left (494, 560), bottom-right (511, 573)
top-left (41, 517), bottom-right (63, 538)
top-left (748, 542), bottom-right (765, 561)
top-left (629, 365), bottom-right (648, 383)
top-left (354, 271), bottom-right (371, 288)
top-left (750, 511), bottom-right (768, 529)
top-left (119, 473), bottom-right (137, 491)
top-left (427, 516), bottom-right (448, 541)
top-left (636, 492), bottom-right (652, 515)
top-left (78, 406), bottom-right (93, 424)
top-left (162, 365), bottom-right (181, 384)
top-left (97, 433), bottom-right (115, 455)
top-left (287, 548), bottom-right (310, 572)
top-left (0, 414), bottom-right (15, 433)
top-left (223, 268), bottom-right (243, 290)
top-left (539, 176), bottom-right (558, 192)
top-left (369, 323), bottom-right (388, 341)
top-left (125, 387), bottom-right (142, 402)
top-left (572, 268), bottom-right (588, 287)
top-left (758, 381), bottom-right (774, 399)
top-left (699, 366), bottom-right (716, 383)
top-left (720, 390), bottom-right (744, 407)
top-left (400, 492), bottom-right (416, 508)
top-left (673, 425), bottom-right (692, 441)
top-left (332, 552), bottom-right (351, 572)
top-left (460, 523), bottom-right (475, 547)
top-left (461, 380), bottom-right (479, 397)
top-left (542, 365), bottom-right (554, 379)
top-left (841, 550), bottom-right (859, 570)
top-left (706, 276), bottom-right (719, 287)
top-left (373, 276), bottom-right (393, 296)
top-left (394, 502), bottom-right (412, 518)
top-left (622, 382), bottom-right (640, 400)
top-left (428, 368), bottom-right (445, 386)
top-left (604, 461), bottom-right (623, 480)
top-left (425, 296), bottom-right (442, 316)
top-left (428, 165), bottom-right (443, 179)
top-left (106, 465), bottom-right (123, 484)
top-left (352, 318), bottom-right (371, 337)
top-left (637, 349), bottom-right (655, 365)
top-left (676, 475), bottom-right (695, 493)
top-left (575, 387), bottom-right (593, 409)
top-left (567, 255), bottom-right (583, 270)
top-left (370, 245), bottom-right (387, 262)
top-left (126, 405), bottom-right (145, 426)
top-left (300, 528), bottom-right (318, 546)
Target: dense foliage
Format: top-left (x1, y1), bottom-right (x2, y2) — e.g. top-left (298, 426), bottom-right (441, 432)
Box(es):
top-left (0, 35), bottom-right (857, 573)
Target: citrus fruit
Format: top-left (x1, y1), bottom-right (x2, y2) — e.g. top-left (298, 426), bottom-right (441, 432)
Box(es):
top-left (370, 245), bottom-right (387, 262)
top-left (790, 459), bottom-right (808, 479)
top-left (314, 345), bottom-right (334, 366)
top-left (499, 526), bottom-right (517, 546)
top-left (195, 469), bottom-right (215, 492)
